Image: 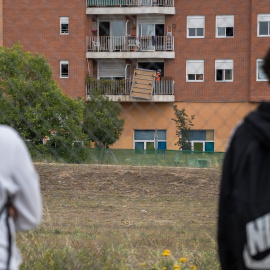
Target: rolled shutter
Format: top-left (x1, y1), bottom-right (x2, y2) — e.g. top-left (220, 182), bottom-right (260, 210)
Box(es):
top-left (215, 60), bottom-right (233, 70)
top-left (187, 16), bottom-right (205, 28)
top-left (216, 16), bottom-right (234, 27)
top-left (137, 15), bottom-right (165, 25)
top-left (258, 14), bottom-right (270, 22)
top-left (99, 60), bottom-right (125, 78)
top-left (60, 17), bottom-right (69, 24)
top-left (186, 60), bottom-right (204, 74)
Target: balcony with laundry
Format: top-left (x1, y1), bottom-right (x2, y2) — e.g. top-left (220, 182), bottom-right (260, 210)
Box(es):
top-left (86, 19), bottom-right (175, 59)
top-left (86, 0), bottom-right (175, 15)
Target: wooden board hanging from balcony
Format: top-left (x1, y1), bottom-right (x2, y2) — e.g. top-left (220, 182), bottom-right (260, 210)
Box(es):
top-left (130, 68), bottom-right (156, 100)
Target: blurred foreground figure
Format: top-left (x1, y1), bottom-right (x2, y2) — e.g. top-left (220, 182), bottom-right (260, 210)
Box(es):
top-left (218, 48), bottom-right (270, 269)
top-left (0, 125), bottom-right (42, 270)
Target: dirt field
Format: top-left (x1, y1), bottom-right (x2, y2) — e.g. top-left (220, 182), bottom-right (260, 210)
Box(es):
top-left (37, 163), bottom-right (221, 240)
top-left (18, 163), bottom-right (222, 269)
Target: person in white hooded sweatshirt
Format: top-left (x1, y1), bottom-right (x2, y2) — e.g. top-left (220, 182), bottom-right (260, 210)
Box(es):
top-left (0, 125), bottom-right (42, 270)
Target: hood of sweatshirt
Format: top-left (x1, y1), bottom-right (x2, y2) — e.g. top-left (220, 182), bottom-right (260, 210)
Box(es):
top-left (245, 103), bottom-right (270, 149)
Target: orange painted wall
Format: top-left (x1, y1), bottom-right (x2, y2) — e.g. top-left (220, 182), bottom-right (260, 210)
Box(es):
top-left (112, 102), bottom-right (259, 152)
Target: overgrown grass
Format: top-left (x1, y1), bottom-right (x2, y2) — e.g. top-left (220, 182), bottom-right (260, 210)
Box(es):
top-left (18, 227), bottom-right (220, 270)
top-left (17, 164), bottom-right (221, 269)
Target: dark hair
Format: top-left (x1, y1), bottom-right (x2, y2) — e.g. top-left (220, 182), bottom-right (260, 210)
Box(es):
top-left (262, 48), bottom-right (270, 82)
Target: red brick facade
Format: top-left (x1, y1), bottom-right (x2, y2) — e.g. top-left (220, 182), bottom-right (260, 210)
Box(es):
top-left (2, 0), bottom-right (270, 152)
top-left (3, 0), bottom-right (88, 99)
top-left (3, 0), bottom-right (270, 102)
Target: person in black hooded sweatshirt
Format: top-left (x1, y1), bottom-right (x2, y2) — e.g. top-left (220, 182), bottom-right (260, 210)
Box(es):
top-left (218, 48), bottom-right (270, 270)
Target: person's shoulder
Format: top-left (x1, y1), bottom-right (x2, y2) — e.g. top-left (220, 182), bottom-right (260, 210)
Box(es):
top-left (0, 125), bottom-right (21, 142)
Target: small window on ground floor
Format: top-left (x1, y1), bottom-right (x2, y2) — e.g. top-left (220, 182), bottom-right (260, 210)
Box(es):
top-left (187, 129), bottom-right (215, 152)
top-left (134, 129), bottom-right (167, 150)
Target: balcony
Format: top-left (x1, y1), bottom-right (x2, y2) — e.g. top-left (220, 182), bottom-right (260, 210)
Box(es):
top-left (86, 0), bottom-right (175, 15)
top-left (86, 36), bottom-right (175, 59)
top-left (86, 78), bottom-right (175, 102)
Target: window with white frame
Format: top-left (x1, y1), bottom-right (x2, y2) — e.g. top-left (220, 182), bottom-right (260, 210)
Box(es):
top-left (188, 130), bottom-right (215, 152)
top-left (215, 59), bottom-right (233, 82)
top-left (60, 17), bottom-right (69, 34)
top-left (186, 60), bottom-right (204, 81)
top-left (60, 61), bottom-right (69, 78)
top-left (187, 16), bottom-right (205, 38)
top-left (258, 14), bottom-right (270, 36)
top-left (134, 130), bottom-right (167, 150)
top-left (257, 59), bottom-right (268, 81)
top-left (216, 15), bottom-right (234, 38)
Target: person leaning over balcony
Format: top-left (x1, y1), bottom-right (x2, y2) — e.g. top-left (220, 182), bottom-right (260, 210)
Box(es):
top-left (218, 48), bottom-right (270, 269)
top-left (155, 69), bottom-right (162, 81)
top-left (0, 125), bottom-right (42, 270)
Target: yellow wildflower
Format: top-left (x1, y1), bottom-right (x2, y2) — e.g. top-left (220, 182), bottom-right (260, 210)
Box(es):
top-left (190, 265), bottom-right (196, 270)
top-left (162, 249), bottom-right (170, 256)
top-left (180, 257), bottom-right (187, 263)
top-left (141, 262), bottom-right (146, 266)
top-left (173, 265), bottom-right (180, 268)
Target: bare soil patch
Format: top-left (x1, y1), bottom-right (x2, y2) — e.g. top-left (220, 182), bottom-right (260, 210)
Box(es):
top-left (36, 163), bottom-right (221, 235)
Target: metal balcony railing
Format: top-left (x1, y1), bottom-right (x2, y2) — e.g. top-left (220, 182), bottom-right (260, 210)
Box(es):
top-left (87, 0), bottom-right (174, 7)
top-left (86, 36), bottom-right (174, 52)
top-left (86, 79), bottom-right (174, 96)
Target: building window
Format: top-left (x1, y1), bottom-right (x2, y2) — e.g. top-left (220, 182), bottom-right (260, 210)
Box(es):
top-left (215, 60), bottom-right (233, 82)
top-left (216, 15), bottom-right (234, 38)
top-left (187, 16), bottom-right (205, 38)
top-left (257, 59), bottom-right (268, 81)
top-left (188, 130), bottom-right (215, 152)
top-left (60, 17), bottom-right (69, 34)
top-left (60, 61), bottom-right (69, 78)
top-left (186, 60), bottom-right (204, 82)
top-left (98, 60), bottom-right (125, 79)
top-left (134, 130), bottom-right (167, 150)
top-left (258, 14), bottom-right (270, 36)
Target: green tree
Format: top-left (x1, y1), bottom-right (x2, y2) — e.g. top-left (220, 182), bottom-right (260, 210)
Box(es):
top-left (171, 105), bottom-right (195, 150)
top-left (0, 44), bottom-right (86, 159)
top-left (83, 90), bottom-right (125, 148)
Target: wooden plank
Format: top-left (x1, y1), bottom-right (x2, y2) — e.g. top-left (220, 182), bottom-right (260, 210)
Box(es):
top-left (131, 92), bottom-right (151, 99)
top-left (134, 74), bottom-right (154, 81)
top-left (134, 79), bottom-right (154, 85)
top-left (135, 69), bottom-right (155, 76)
top-left (132, 84), bottom-right (153, 90)
top-left (131, 89), bottom-right (152, 95)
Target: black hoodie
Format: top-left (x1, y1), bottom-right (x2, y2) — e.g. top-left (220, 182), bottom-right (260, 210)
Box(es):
top-left (218, 103), bottom-right (270, 270)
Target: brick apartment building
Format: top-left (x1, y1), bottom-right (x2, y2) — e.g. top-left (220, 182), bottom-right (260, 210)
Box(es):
top-left (0, 0), bottom-right (270, 152)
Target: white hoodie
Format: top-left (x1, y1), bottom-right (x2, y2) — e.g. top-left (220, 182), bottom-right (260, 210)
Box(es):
top-left (0, 125), bottom-right (42, 270)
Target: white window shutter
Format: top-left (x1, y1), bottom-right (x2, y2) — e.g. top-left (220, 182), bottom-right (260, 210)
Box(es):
top-left (215, 60), bottom-right (233, 69)
top-left (60, 17), bottom-right (69, 24)
top-left (216, 16), bottom-right (234, 27)
top-left (187, 60), bottom-right (204, 74)
top-left (187, 16), bottom-right (205, 28)
top-left (258, 14), bottom-right (270, 22)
